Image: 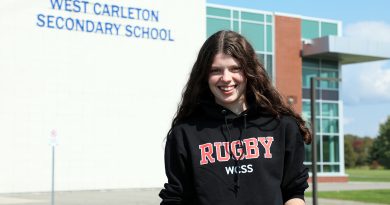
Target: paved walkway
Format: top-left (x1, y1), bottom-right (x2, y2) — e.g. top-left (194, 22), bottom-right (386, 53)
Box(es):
top-left (307, 182), bottom-right (390, 192)
top-left (0, 182), bottom-right (389, 205)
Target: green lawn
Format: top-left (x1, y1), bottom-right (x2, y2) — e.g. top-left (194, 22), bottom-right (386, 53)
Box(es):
top-left (305, 168), bottom-right (390, 204)
top-left (307, 190), bottom-right (390, 204)
top-left (347, 168), bottom-right (390, 182)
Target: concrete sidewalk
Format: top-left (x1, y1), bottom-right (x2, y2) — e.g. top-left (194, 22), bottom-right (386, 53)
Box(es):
top-left (0, 189), bottom-right (161, 205)
top-left (1, 182), bottom-right (390, 205)
top-left (307, 182), bottom-right (390, 192)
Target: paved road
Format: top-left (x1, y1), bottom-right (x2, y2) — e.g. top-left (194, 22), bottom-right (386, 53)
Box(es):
top-left (1, 182), bottom-right (390, 205)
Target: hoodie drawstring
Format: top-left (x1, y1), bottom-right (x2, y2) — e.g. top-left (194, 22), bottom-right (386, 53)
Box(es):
top-left (221, 110), bottom-right (248, 198)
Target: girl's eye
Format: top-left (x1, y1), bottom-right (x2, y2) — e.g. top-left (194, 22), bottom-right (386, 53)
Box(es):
top-left (230, 67), bottom-right (241, 72)
top-left (210, 68), bottom-right (222, 74)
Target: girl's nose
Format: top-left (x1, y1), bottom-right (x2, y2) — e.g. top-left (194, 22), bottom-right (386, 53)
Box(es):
top-left (220, 68), bottom-right (232, 82)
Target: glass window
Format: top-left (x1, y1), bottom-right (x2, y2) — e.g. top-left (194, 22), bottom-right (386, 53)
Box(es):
top-left (233, 20), bottom-right (239, 32)
top-left (323, 135), bottom-right (340, 162)
top-left (304, 145), bottom-right (311, 162)
top-left (316, 135), bottom-right (321, 162)
top-left (207, 18), bottom-right (231, 37)
top-left (302, 101), bottom-right (320, 119)
top-left (241, 12), bottom-right (264, 22)
top-left (302, 112), bottom-right (310, 122)
top-left (303, 59), bottom-right (339, 90)
top-left (266, 55), bottom-right (273, 79)
top-left (266, 25), bottom-right (273, 52)
top-left (241, 22), bottom-right (264, 51)
top-left (256, 54), bottom-right (272, 79)
top-left (207, 7), bottom-right (230, 18)
top-left (303, 135), bottom-right (321, 163)
top-left (322, 60), bottom-right (338, 70)
top-left (322, 103), bottom-right (339, 117)
top-left (320, 70), bottom-right (339, 89)
top-left (303, 58), bottom-right (319, 69)
top-left (322, 119), bottom-right (339, 133)
top-left (233, 10), bottom-right (239, 19)
top-left (302, 68), bottom-right (318, 88)
top-left (316, 119), bottom-right (321, 134)
top-left (306, 165), bottom-right (323, 173)
top-left (323, 165), bottom-right (340, 172)
top-left (266, 15), bottom-right (273, 23)
top-left (321, 22), bottom-right (338, 37)
top-left (256, 53), bottom-right (265, 64)
top-left (306, 118), bottom-right (321, 134)
top-left (302, 19), bottom-right (319, 39)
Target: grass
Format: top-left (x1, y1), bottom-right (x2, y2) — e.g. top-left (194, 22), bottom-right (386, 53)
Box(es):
top-left (304, 168), bottom-right (390, 204)
top-left (347, 167), bottom-right (390, 182)
top-left (307, 189), bottom-right (390, 204)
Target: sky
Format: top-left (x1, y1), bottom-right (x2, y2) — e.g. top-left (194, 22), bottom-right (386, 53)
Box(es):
top-left (209, 0), bottom-right (390, 137)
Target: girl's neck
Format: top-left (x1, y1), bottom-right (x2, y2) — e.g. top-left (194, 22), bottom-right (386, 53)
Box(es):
top-left (217, 99), bottom-right (248, 115)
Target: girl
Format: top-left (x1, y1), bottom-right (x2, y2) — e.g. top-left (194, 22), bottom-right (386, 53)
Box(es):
top-left (160, 30), bottom-right (312, 205)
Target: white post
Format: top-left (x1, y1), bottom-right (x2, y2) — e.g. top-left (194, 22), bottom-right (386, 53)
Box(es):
top-left (50, 129), bottom-right (58, 205)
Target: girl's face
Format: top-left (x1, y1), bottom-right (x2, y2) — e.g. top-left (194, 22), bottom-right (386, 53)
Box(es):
top-left (208, 53), bottom-right (247, 111)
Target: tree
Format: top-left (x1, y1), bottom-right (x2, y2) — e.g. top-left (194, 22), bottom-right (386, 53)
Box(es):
top-left (353, 137), bottom-right (373, 166)
top-left (344, 135), bottom-right (356, 168)
top-left (344, 134), bottom-right (374, 168)
top-left (370, 116), bottom-right (390, 169)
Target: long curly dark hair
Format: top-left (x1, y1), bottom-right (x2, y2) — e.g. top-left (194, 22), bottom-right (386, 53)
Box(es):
top-left (172, 30), bottom-right (311, 144)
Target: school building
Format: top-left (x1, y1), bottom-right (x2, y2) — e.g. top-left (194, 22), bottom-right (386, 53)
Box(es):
top-left (206, 4), bottom-right (390, 182)
top-left (1, 0), bottom-right (389, 193)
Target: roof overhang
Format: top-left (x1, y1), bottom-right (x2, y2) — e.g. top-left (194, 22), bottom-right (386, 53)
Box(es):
top-left (302, 36), bottom-right (390, 65)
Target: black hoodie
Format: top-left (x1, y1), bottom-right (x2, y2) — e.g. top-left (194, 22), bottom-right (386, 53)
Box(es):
top-left (159, 101), bottom-right (309, 205)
